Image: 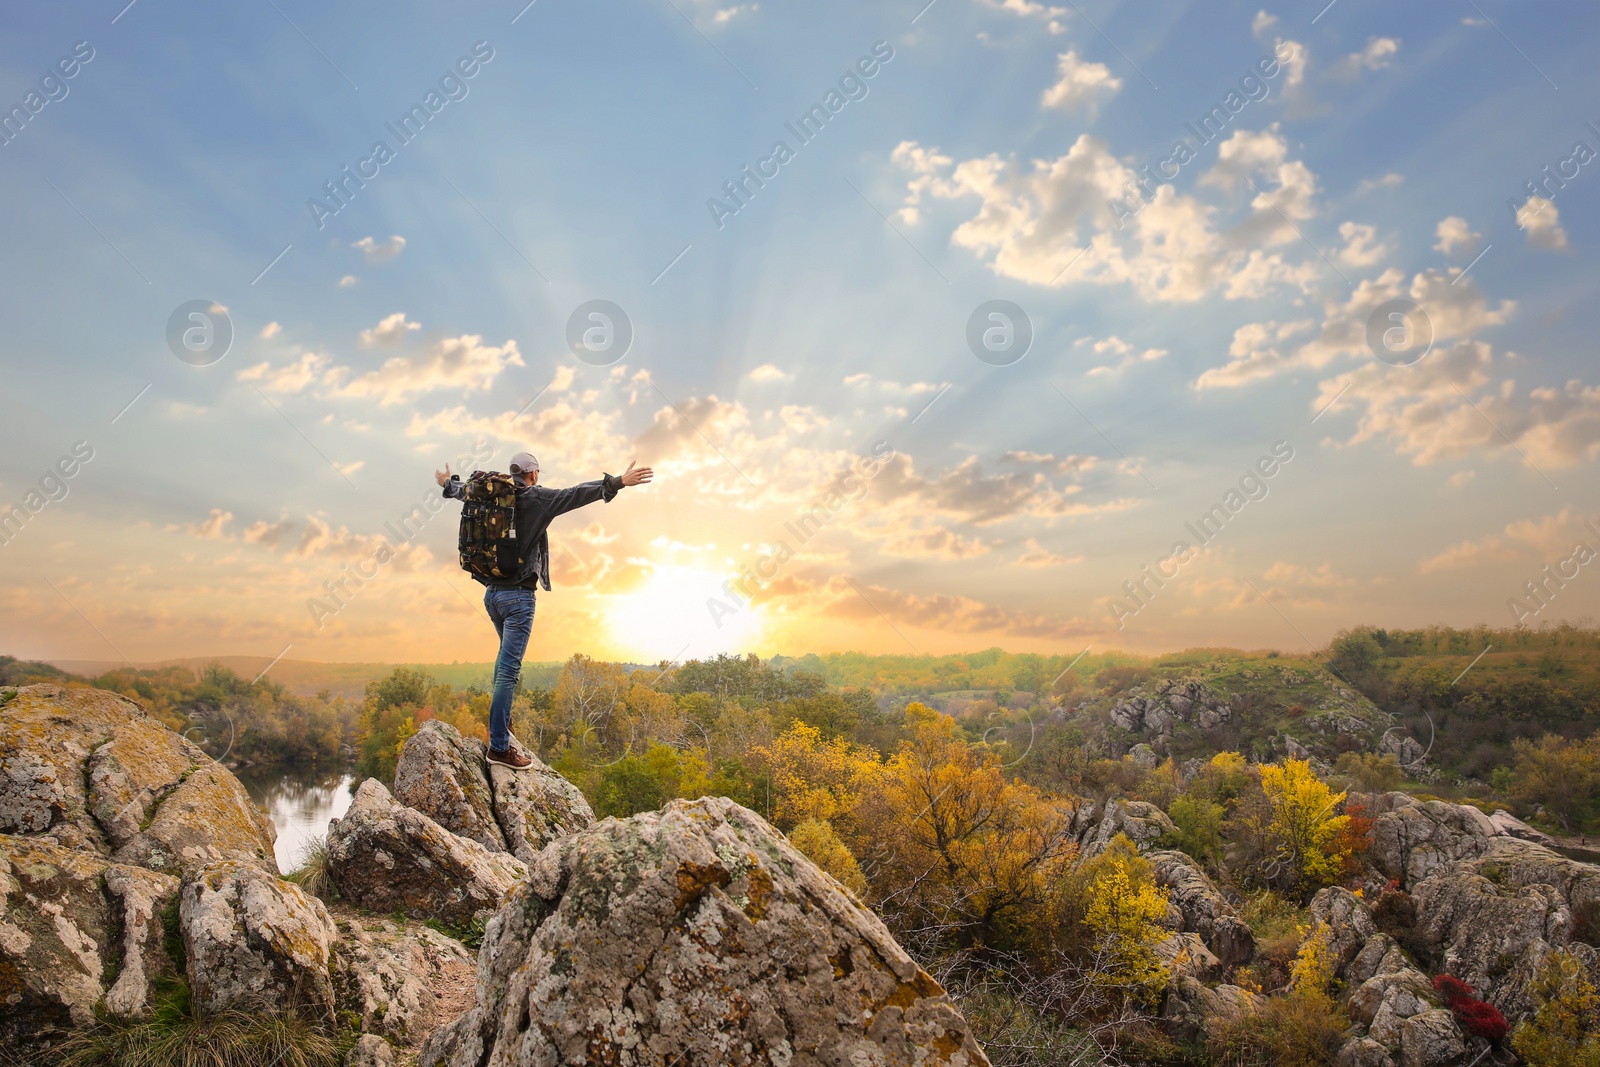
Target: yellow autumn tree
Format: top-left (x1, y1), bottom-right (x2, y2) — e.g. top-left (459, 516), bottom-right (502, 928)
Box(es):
top-left (1079, 835), bottom-right (1172, 1003)
top-left (1260, 759), bottom-right (1352, 894)
top-left (1289, 923), bottom-right (1338, 999)
top-left (753, 721), bottom-right (881, 832)
top-left (788, 818), bottom-right (868, 896)
top-left (856, 703), bottom-right (1077, 953)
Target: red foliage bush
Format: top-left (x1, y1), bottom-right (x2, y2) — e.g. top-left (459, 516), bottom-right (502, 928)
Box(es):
top-left (1432, 974), bottom-right (1510, 1041)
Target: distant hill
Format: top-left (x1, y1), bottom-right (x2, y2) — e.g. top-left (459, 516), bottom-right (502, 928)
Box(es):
top-left (43, 656), bottom-right (565, 699)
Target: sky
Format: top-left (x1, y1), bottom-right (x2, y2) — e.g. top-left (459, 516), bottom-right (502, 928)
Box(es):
top-left (2, 0), bottom-right (1599, 668)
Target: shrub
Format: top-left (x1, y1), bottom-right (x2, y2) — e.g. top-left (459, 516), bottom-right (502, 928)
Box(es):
top-left (1206, 987), bottom-right (1348, 1067)
top-left (1432, 974), bottom-right (1509, 1042)
top-left (1513, 951), bottom-right (1600, 1067)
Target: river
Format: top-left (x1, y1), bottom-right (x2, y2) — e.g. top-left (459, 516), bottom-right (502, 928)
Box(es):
top-left (237, 763), bottom-right (359, 874)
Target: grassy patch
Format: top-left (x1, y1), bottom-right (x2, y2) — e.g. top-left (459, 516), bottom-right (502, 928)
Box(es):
top-left (423, 914), bottom-right (487, 949)
top-left (284, 835), bottom-right (335, 902)
top-left (55, 980), bottom-right (345, 1067)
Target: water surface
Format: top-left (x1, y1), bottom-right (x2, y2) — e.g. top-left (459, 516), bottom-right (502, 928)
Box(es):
top-left (237, 763), bottom-right (358, 873)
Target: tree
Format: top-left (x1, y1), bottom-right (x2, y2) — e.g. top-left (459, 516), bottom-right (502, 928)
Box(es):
top-left (1334, 751), bottom-right (1403, 793)
top-left (788, 819), bottom-right (867, 896)
top-left (855, 703), bottom-right (1078, 954)
top-left (1167, 795), bottom-right (1225, 866)
top-left (1076, 835), bottom-right (1171, 1004)
top-left (1513, 950), bottom-right (1600, 1067)
top-left (1506, 733), bottom-right (1600, 833)
top-left (1259, 760), bottom-right (1353, 895)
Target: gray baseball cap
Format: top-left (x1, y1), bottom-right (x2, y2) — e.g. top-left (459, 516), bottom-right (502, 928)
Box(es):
top-left (509, 451), bottom-right (540, 474)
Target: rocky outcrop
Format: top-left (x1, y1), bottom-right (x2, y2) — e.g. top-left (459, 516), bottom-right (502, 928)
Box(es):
top-left (331, 916), bottom-right (476, 1044)
top-left (1147, 850), bottom-right (1255, 967)
top-left (1400, 1009), bottom-right (1466, 1067)
top-left (0, 834), bottom-right (179, 1043)
top-left (347, 1034), bottom-right (398, 1067)
top-left (1367, 794), bottom-right (1500, 888)
top-left (179, 859), bottom-right (338, 1017)
top-left (1488, 809), bottom-right (1556, 846)
top-left (326, 778), bottom-right (526, 927)
top-left (1409, 836), bottom-right (1600, 1018)
top-left (1109, 680), bottom-right (1233, 743)
top-left (1310, 887), bottom-right (1380, 973)
top-left (489, 756), bottom-right (595, 864)
top-left (1076, 799), bottom-right (1176, 855)
top-left (421, 796), bottom-right (990, 1067)
top-left (393, 721), bottom-right (508, 855)
top-left (392, 720), bottom-right (595, 866)
top-left (0, 683), bottom-right (277, 874)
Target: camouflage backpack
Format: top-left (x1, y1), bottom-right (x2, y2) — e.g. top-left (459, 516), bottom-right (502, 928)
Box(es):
top-left (457, 470), bottom-right (522, 581)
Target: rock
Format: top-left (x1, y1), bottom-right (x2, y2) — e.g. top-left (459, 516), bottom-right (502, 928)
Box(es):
top-left (0, 834), bottom-right (181, 1046)
top-left (488, 752), bottom-right (595, 864)
top-left (0, 683), bottom-right (277, 874)
top-left (115, 762), bottom-right (279, 876)
top-left (331, 917), bottom-right (476, 1044)
top-left (1155, 931), bottom-right (1221, 981)
top-left (393, 721), bottom-right (508, 855)
top-left (1369, 795), bottom-right (1500, 888)
top-left (1348, 968), bottom-right (1434, 1046)
top-left (1488, 810), bottom-right (1555, 846)
top-left (1338, 1037), bottom-right (1398, 1067)
top-left (1399, 1009), bottom-right (1466, 1067)
top-left (1163, 977), bottom-right (1254, 1041)
top-left (1079, 799), bottom-right (1176, 856)
top-left (1129, 743), bottom-right (1159, 769)
top-left (1282, 734), bottom-right (1310, 760)
top-left (180, 859), bottom-right (337, 1017)
top-left (326, 778), bottom-right (525, 927)
top-left (1410, 837), bottom-right (1595, 1016)
top-left (1309, 887), bottom-right (1379, 973)
top-left (103, 864), bottom-right (182, 1017)
top-left (1147, 850), bottom-right (1255, 967)
top-left (346, 1033), bottom-right (398, 1067)
top-left (420, 796), bottom-right (989, 1067)
top-left (1348, 933), bottom-right (1410, 986)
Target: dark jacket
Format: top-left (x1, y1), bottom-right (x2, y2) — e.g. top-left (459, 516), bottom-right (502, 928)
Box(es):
top-left (444, 472), bottom-right (621, 590)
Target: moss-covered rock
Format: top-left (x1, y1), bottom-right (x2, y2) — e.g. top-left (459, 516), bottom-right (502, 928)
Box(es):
top-left (420, 796), bottom-right (989, 1067)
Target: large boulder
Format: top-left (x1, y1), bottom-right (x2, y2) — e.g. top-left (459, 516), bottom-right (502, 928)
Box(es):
top-left (180, 859), bottom-right (338, 1017)
top-left (1368, 795), bottom-right (1500, 888)
top-left (1077, 799), bottom-right (1176, 856)
top-left (394, 721), bottom-right (508, 854)
top-left (488, 755), bottom-right (595, 864)
top-left (0, 683), bottom-right (277, 874)
top-left (1399, 1009), bottom-right (1466, 1067)
top-left (392, 721), bottom-right (595, 865)
top-left (326, 778), bottom-right (526, 928)
top-left (1147, 850), bottom-right (1255, 967)
top-left (0, 834), bottom-right (179, 1047)
top-left (331, 916), bottom-right (476, 1044)
top-left (421, 796), bottom-right (990, 1067)
top-left (1309, 887), bottom-right (1379, 974)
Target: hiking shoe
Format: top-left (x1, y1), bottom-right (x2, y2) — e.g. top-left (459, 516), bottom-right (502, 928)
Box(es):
top-left (486, 747), bottom-right (534, 770)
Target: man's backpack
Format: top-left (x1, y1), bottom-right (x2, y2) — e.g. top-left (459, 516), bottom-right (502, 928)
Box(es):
top-left (457, 471), bottom-right (522, 581)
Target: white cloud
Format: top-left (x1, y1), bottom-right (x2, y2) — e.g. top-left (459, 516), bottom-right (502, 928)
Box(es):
top-left (1076, 335), bottom-right (1167, 376)
top-left (331, 334), bottom-right (524, 406)
top-left (1336, 36), bottom-right (1400, 78)
top-left (353, 235), bottom-right (407, 262)
top-left (748, 363), bottom-right (790, 382)
top-left (260, 321), bottom-right (282, 340)
top-left (1251, 10), bottom-right (1278, 39)
top-left (1517, 197), bottom-right (1569, 251)
top-left (1420, 508), bottom-right (1599, 573)
top-left (1016, 538), bottom-right (1080, 568)
top-left (236, 351), bottom-right (331, 394)
top-left (711, 3), bottom-right (756, 24)
top-left (1355, 173), bottom-right (1404, 195)
top-left (975, 0), bottom-right (1067, 26)
top-left (185, 509), bottom-right (232, 540)
top-left (1195, 268), bottom-right (1513, 390)
top-left (1040, 50), bottom-right (1121, 114)
top-left (1337, 221), bottom-right (1388, 267)
top-left (338, 275), bottom-right (358, 288)
top-left (359, 312), bottom-right (421, 348)
top-left (1446, 470), bottom-right (1476, 489)
top-left (1434, 216), bottom-right (1482, 255)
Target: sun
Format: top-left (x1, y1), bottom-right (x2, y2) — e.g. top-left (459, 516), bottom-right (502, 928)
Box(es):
top-left (603, 564), bottom-right (764, 662)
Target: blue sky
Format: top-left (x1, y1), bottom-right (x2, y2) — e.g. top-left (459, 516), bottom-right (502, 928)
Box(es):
top-left (3, 0), bottom-right (1599, 667)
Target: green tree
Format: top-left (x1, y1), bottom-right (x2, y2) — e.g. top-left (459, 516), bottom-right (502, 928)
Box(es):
top-left (1506, 733), bottom-right (1600, 833)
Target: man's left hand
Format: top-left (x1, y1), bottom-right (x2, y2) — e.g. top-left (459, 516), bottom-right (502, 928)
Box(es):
top-left (620, 461), bottom-right (653, 487)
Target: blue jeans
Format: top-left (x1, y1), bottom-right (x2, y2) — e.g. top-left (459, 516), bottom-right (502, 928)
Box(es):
top-left (484, 586), bottom-right (536, 751)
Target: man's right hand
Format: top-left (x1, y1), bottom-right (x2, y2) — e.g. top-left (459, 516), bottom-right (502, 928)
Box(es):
top-left (435, 463), bottom-right (452, 487)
